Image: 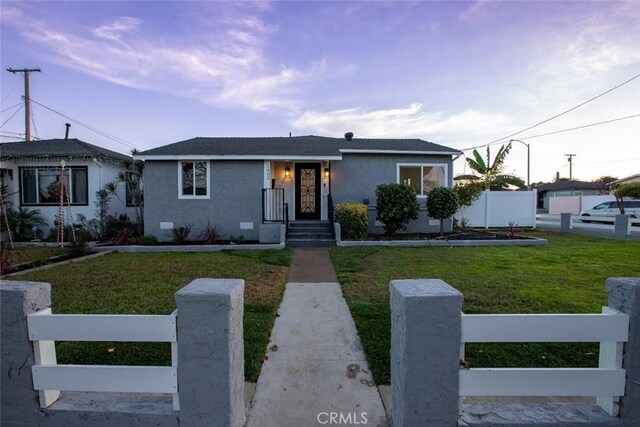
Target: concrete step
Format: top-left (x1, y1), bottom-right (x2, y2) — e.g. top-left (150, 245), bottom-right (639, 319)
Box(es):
top-left (286, 227), bottom-right (332, 234)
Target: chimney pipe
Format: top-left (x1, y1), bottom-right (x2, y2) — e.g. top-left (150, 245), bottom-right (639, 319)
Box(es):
top-left (64, 123), bottom-right (71, 140)
top-left (344, 132), bottom-right (354, 141)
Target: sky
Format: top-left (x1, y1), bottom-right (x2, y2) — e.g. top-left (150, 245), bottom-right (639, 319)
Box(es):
top-left (1, 0), bottom-right (639, 184)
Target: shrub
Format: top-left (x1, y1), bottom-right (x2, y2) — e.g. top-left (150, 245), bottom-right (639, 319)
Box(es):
top-left (229, 234), bottom-right (245, 244)
top-left (375, 184), bottom-right (420, 235)
top-left (426, 187), bottom-right (459, 235)
top-left (171, 225), bottom-right (192, 244)
top-left (453, 182), bottom-right (483, 209)
top-left (200, 220), bottom-right (222, 244)
top-left (113, 226), bottom-right (136, 245)
top-left (507, 221), bottom-right (520, 239)
top-left (137, 235), bottom-right (158, 245)
top-left (334, 203), bottom-right (368, 239)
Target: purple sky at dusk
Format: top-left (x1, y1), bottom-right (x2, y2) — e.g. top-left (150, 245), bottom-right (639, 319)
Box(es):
top-left (1, 1), bottom-right (638, 183)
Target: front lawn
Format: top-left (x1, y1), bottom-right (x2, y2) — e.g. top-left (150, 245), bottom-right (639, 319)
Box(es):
top-left (329, 231), bottom-right (640, 384)
top-left (14, 249), bottom-right (292, 381)
top-left (2, 245), bottom-right (71, 270)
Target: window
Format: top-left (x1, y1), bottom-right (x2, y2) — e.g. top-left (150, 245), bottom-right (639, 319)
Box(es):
top-left (179, 161), bottom-right (209, 198)
top-left (397, 164), bottom-right (447, 196)
top-left (19, 166), bottom-right (88, 205)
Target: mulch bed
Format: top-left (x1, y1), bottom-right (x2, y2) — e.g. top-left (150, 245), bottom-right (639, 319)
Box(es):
top-left (358, 230), bottom-right (534, 241)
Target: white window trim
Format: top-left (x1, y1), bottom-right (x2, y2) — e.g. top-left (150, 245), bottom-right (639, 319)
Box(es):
top-left (396, 163), bottom-right (449, 197)
top-left (20, 166), bottom-right (88, 205)
top-left (178, 161), bottom-right (210, 199)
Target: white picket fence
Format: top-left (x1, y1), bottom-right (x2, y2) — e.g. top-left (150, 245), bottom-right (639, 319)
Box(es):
top-left (27, 309), bottom-right (179, 410)
top-left (459, 308), bottom-right (629, 415)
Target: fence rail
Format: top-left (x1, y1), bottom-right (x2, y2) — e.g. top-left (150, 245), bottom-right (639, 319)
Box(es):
top-left (460, 307), bottom-right (628, 414)
top-left (27, 309), bottom-right (179, 410)
top-left (262, 187), bottom-right (286, 223)
top-left (461, 311), bottom-right (629, 342)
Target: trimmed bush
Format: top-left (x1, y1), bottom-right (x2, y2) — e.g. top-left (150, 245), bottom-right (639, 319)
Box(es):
top-left (426, 186), bottom-right (459, 235)
top-left (376, 183), bottom-right (420, 235)
top-left (335, 203), bottom-right (369, 239)
top-left (137, 235), bottom-right (158, 245)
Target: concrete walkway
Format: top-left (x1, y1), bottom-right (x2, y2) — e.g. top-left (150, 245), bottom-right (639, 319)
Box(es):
top-left (246, 249), bottom-right (387, 426)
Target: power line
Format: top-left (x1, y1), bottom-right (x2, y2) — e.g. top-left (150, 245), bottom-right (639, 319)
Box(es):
top-left (30, 99), bottom-right (140, 151)
top-left (1, 75), bottom-right (22, 104)
top-left (0, 102), bottom-right (23, 114)
top-left (462, 72), bottom-right (640, 151)
top-left (0, 104), bottom-right (24, 128)
top-left (461, 112), bottom-right (640, 151)
top-left (516, 113), bottom-right (640, 141)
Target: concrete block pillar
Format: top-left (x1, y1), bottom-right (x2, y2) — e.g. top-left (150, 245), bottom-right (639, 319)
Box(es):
top-left (614, 215), bottom-right (629, 238)
top-left (561, 212), bottom-right (573, 231)
top-left (390, 279), bottom-right (463, 427)
top-left (333, 222), bottom-right (342, 244)
top-left (175, 279), bottom-right (245, 427)
top-left (1, 280), bottom-right (52, 425)
top-left (606, 277), bottom-right (640, 426)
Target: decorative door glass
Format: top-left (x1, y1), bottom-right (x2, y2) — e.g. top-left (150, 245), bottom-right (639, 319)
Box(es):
top-left (300, 168), bottom-right (316, 213)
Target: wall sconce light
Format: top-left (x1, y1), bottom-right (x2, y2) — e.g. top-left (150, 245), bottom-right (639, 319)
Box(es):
top-left (324, 168), bottom-right (330, 179)
top-left (285, 167), bottom-right (291, 178)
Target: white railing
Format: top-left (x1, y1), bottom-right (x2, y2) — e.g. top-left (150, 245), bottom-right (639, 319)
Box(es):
top-left (459, 308), bottom-right (629, 416)
top-left (27, 309), bottom-right (179, 410)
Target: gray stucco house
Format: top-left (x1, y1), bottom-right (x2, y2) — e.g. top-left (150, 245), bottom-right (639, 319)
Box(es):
top-left (136, 134), bottom-right (461, 244)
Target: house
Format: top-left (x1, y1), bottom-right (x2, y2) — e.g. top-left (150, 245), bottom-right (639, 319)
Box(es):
top-left (0, 138), bottom-right (134, 236)
top-left (532, 180), bottom-right (609, 211)
top-left (136, 134), bottom-right (462, 245)
top-left (610, 173), bottom-right (640, 187)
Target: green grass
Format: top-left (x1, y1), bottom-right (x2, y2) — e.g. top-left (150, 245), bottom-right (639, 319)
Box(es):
top-left (330, 231), bottom-right (640, 384)
top-left (15, 249), bottom-right (293, 382)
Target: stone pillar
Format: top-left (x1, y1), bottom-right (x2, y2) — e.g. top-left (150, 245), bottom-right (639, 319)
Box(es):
top-left (390, 279), bottom-right (463, 427)
top-left (614, 215), bottom-right (629, 238)
top-left (561, 212), bottom-right (572, 231)
top-left (1, 280), bottom-right (52, 425)
top-left (606, 278), bottom-right (640, 427)
top-left (333, 222), bottom-right (342, 245)
top-left (175, 279), bottom-right (245, 427)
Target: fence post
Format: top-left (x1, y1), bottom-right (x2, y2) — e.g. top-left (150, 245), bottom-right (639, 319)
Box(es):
top-left (390, 279), bottom-right (462, 427)
top-left (614, 215), bottom-right (629, 238)
top-left (606, 277), bottom-right (640, 426)
top-left (561, 212), bottom-right (573, 231)
top-left (1, 280), bottom-right (52, 425)
top-left (175, 279), bottom-right (245, 427)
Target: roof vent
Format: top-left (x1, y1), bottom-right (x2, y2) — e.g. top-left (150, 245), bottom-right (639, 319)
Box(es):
top-left (344, 132), bottom-right (354, 141)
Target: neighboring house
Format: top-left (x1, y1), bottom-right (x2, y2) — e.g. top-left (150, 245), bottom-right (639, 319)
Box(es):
top-left (136, 134), bottom-right (461, 243)
top-left (533, 181), bottom-right (609, 211)
top-left (610, 173), bottom-right (640, 187)
top-left (0, 138), bottom-right (134, 236)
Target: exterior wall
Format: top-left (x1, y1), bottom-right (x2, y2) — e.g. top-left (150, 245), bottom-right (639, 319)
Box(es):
top-left (0, 159), bottom-right (133, 237)
top-left (331, 153), bottom-right (453, 233)
top-left (542, 189), bottom-right (607, 211)
top-left (144, 160), bottom-right (263, 241)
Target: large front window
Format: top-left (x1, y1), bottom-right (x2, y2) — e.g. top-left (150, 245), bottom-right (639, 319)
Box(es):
top-left (20, 166), bottom-right (88, 205)
top-left (179, 161), bottom-right (209, 198)
top-left (398, 164), bottom-right (447, 196)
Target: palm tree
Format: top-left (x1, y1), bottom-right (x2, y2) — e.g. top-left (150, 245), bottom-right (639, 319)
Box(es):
top-left (454, 142), bottom-right (525, 190)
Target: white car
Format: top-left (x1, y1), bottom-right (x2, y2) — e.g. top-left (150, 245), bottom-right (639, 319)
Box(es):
top-left (579, 200), bottom-right (640, 222)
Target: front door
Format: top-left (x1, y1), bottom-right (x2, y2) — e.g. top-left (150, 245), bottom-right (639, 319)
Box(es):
top-left (295, 163), bottom-right (321, 220)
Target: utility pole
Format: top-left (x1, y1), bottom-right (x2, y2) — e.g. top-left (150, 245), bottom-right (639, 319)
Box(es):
top-left (6, 67), bottom-right (41, 141)
top-left (564, 154), bottom-right (576, 181)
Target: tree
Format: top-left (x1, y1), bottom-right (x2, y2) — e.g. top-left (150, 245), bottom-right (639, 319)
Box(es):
top-left (612, 182), bottom-right (640, 214)
top-left (453, 181), bottom-right (482, 209)
top-left (454, 143), bottom-right (526, 190)
top-left (592, 176), bottom-right (618, 184)
top-left (106, 150), bottom-right (144, 235)
top-left (375, 183), bottom-right (420, 235)
top-left (426, 187), bottom-right (459, 235)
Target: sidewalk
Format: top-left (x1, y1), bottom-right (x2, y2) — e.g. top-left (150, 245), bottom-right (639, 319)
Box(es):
top-left (245, 249), bottom-right (388, 426)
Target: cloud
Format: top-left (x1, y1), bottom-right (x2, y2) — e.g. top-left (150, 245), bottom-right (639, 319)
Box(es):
top-left (292, 103), bottom-right (514, 141)
top-left (1, 4), bottom-right (330, 112)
